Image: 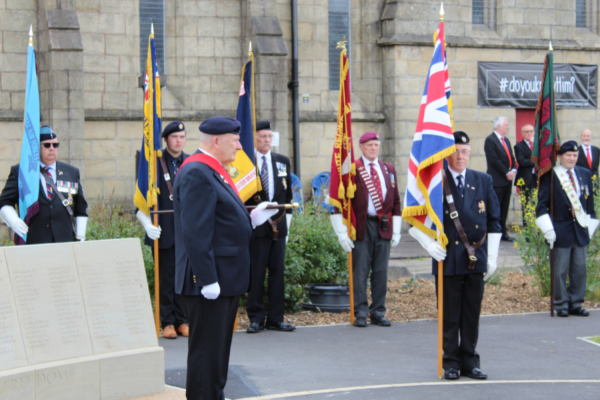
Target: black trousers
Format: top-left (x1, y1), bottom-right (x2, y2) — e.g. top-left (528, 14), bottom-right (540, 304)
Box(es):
top-left (181, 295), bottom-right (240, 400)
top-left (246, 236), bottom-right (286, 323)
top-left (436, 273), bottom-right (485, 371)
top-left (154, 246), bottom-right (187, 328)
top-left (494, 185), bottom-right (512, 236)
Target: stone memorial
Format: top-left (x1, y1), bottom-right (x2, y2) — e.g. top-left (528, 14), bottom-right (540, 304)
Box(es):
top-left (0, 239), bottom-right (164, 400)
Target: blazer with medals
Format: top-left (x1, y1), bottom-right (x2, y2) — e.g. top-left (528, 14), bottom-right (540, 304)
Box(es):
top-left (576, 145), bottom-right (600, 177)
top-left (173, 151), bottom-right (253, 297)
top-left (352, 159), bottom-right (401, 241)
top-left (536, 165), bottom-right (595, 248)
top-left (433, 168), bottom-right (502, 276)
top-left (514, 140), bottom-right (537, 188)
top-left (484, 133), bottom-right (517, 187)
top-left (0, 161), bottom-right (87, 244)
top-left (244, 152), bottom-right (293, 238)
top-left (143, 150), bottom-right (189, 249)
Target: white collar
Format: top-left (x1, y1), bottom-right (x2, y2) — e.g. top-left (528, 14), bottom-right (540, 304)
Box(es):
top-left (197, 148), bottom-right (223, 165)
top-left (493, 131), bottom-right (506, 141)
top-left (448, 166), bottom-right (466, 183)
top-left (555, 164), bottom-right (576, 175)
top-left (40, 161), bottom-right (56, 171)
top-left (362, 156), bottom-right (379, 166)
top-left (582, 143), bottom-right (591, 149)
top-left (257, 150), bottom-right (272, 161)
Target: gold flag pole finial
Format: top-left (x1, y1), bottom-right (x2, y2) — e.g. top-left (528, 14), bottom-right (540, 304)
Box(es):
top-left (249, 41), bottom-right (252, 55)
top-left (28, 25), bottom-right (33, 46)
top-left (549, 41), bottom-right (553, 51)
top-left (440, 2), bottom-right (445, 21)
top-left (336, 36), bottom-right (347, 52)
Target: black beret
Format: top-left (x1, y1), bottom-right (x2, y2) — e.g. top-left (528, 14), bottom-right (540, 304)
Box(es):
top-left (199, 116), bottom-right (241, 135)
top-left (256, 120), bottom-right (271, 131)
top-left (454, 131), bottom-right (470, 144)
top-left (162, 121), bottom-right (185, 138)
top-left (558, 140), bottom-right (578, 155)
top-left (40, 125), bottom-right (57, 142)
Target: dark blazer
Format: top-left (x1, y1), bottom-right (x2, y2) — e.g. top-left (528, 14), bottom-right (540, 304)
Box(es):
top-left (514, 140), bottom-right (537, 188)
top-left (576, 145), bottom-right (600, 177)
top-left (143, 150), bottom-right (189, 249)
top-left (536, 166), bottom-right (595, 248)
top-left (173, 151), bottom-right (253, 297)
top-left (484, 133), bottom-right (517, 187)
top-left (352, 158), bottom-right (401, 241)
top-left (245, 152), bottom-right (293, 238)
top-left (0, 161), bottom-right (87, 244)
top-left (432, 168), bottom-right (502, 276)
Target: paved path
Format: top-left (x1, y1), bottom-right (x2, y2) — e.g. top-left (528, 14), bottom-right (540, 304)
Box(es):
top-left (159, 310), bottom-right (600, 399)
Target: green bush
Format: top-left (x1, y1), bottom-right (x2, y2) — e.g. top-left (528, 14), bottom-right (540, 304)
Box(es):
top-left (586, 175), bottom-right (600, 301)
top-left (86, 194), bottom-right (155, 300)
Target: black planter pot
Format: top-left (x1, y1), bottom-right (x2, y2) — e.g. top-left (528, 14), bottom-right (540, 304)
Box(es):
top-left (302, 283), bottom-right (350, 313)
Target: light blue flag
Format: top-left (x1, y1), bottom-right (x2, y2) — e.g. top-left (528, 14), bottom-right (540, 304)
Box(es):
top-left (16, 43), bottom-right (41, 245)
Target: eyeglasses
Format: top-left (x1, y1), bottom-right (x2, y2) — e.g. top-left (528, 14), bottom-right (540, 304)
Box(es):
top-left (42, 143), bottom-right (60, 149)
top-left (455, 150), bottom-right (470, 156)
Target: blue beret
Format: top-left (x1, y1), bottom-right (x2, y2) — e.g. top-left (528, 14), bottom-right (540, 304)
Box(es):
top-left (40, 125), bottom-right (57, 142)
top-left (454, 131), bottom-right (470, 144)
top-left (558, 140), bottom-right (578, 155)
top-left (162, 121), bottom-right (185, 138)
top-left (199, 116), bottom-right (241, 135)
top-left (256, 120), bottom-right (271, 131)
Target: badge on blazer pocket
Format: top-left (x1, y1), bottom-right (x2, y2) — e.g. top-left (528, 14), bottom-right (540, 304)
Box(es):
top-left (276, 162), bottom-right (287, 177)
top-left (56, 180), bottom-right (78, 195)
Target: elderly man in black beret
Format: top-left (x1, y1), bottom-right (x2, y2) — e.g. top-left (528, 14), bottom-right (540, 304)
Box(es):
top-left (536, 140), bottom-right (599, 317)
top-left (136, 121), bottom-right (189, 339)
top-left (173, 116), bottom-right (277, 400)
top-left (0, 125), bottom-right (88, 244)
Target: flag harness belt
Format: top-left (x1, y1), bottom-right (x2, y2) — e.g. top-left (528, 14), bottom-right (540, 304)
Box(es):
top-left (356, 158), bottom-right (389, 230)
top-left (441, 171), bottom-right (486, 270)
top-left (158, 155), bottom-right (174, 201)
top-left (40, 168), bottom-right (77, 237)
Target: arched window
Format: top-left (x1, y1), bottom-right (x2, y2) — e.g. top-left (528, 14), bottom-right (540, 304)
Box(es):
top-left (328, 0), bottom-right (350, 91)
top-left (472, 0), bottom-right (495, 30)
top-left (139, 0), bottom-right (165, 77)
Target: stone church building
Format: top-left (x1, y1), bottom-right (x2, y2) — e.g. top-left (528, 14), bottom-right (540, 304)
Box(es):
top-left (0, 0), bottom-right (599, 227)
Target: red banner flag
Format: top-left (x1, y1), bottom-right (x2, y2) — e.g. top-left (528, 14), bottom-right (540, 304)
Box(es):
top-left (329, 48), bottom-right (356, 239)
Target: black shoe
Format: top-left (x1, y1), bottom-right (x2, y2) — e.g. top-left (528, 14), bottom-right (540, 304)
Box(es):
top-left (557, 309), bottom-right (569, 317)
top-left (266, 321), bottom-right (296, 331)
top-left (463, 368), bottom-right (487, 380)
top-left (501, 234), bottom-right (515, 242)
top-left (246, 321), bottom-right (265, 333)
top-left (444, 368), bottom-right (460, 380)
top-left (354, 317), bottom-right (367, 327)
top-left (370, 315), bottom-right (392, 327)
top-left (569, 307), bottom-right (590, 317)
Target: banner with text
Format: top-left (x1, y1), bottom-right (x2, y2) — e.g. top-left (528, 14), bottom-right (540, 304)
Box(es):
top-left (478, 62), bottom-right (597, 108)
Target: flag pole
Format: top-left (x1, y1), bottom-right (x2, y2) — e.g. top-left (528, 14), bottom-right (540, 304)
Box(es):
top-left (249, 41), bottom-right (261, 196)
top-left (150, 23), bottom-right (160, 338)
top-left (347, 204), bottom-right (355, 325)
top-left (548, 41), bottom-right (555, 318)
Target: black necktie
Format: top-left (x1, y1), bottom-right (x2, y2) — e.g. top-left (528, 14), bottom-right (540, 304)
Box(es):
top-left (456, 175), bottom-right (464, 197)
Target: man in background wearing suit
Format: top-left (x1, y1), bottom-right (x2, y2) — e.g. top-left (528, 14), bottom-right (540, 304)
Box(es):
top-left (484, 116), bottom-right (516, 242)
top-left (245, 120), bottom-right (295, 334)
top-left (514, 124), bottom-right (537, 227)
top-left (576, 129), bottom-right (600, 177)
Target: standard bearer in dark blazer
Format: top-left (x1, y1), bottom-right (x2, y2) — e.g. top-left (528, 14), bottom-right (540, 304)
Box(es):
top-left (173, 117), bottom-right (276, 400)
top-left (514, 124), bottom-right (537, 226)
top-left (576, 129), bottom-right (600, 177)
top-left (0, 126), bottom-right (88, 244)
top-left (536, 140), bottom-right (599, 318)
top-left (136, 121), bottom-right (189, 339)
top-left (484, 116), bottom-right (517, 241)
top-left (245, 121), bottom-right (295, 333)
top-left (410, 131), bottom-right (502, 381)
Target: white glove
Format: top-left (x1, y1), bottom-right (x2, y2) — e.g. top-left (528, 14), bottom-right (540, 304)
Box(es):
top-left (589, 218), bottom-right (600, 239)
top-left (535, 214), bottom-right (556, 249)
top-left (484, 233), bottom-right (502, 281)
top-left (201, 282), bottom-right (220, 300)
top-left (0, 205), bottom-right (28, 238)
top-left (330, 214), bottom-right (354, 252)
top-left (250, 202), bottom-right (278, 229)
top-left (285, 214), bottom-right (293, 244)
top-left (136, 210), bottom-right (161, 240)
top-left (391, 216), bottom-right (402, 247)
top-left (75, 216), bottom-right (88, 241)
top-left (409, 227), bottom-right (446, 261)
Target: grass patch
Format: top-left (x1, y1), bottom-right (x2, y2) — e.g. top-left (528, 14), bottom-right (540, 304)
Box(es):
top-left (590, 336), bottom-right (600, 344)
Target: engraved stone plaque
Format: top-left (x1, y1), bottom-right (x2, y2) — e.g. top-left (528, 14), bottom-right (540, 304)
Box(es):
top-left (73, 239), bottom-right (157, 354)
top-left (0, 250), bottom-right (28, 371)
top-left (5, 244), bottom-right (93, 365)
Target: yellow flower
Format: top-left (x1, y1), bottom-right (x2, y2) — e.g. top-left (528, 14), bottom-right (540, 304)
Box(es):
top-left (517, 178), bottom-right (525, 186)
top-left (593, 175), bottom-right (597, 181)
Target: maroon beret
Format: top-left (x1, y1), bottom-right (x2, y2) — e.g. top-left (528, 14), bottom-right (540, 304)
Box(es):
top-left (359, 131), bottom-right (380, 144)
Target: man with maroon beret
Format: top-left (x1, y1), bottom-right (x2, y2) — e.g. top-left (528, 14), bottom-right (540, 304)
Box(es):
top-left (330, 131), bottom-right (402, 327)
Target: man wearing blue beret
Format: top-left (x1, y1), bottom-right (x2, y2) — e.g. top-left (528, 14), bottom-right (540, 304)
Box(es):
top-left (536, 140), bottom-right (599, 317)
top-left (173, 116), bottom-right (277, 400)
top-left (0, 125), bottom-right (88, 244)
top-left (136, 121), bottom-right (189, 339)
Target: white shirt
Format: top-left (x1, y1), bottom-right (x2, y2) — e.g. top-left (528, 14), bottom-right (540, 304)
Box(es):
top-left (448, 166), bottom-right (467, 197)
top-left (493, 131), bottom-right (516, 172)
top-left (362, 156), bottom-right (387, 216)
top-left (257, 150), bottom-right (274, 201)
top-left (581, 144), bottom-right (593, 162)
top-left (39, 161), bottom-right (56, 199)
top-left (556, 164), bottom-right (581, 197)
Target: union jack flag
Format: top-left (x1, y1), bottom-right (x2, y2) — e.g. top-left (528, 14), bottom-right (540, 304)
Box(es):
top-left (402, 21), bottom-right (455, 248)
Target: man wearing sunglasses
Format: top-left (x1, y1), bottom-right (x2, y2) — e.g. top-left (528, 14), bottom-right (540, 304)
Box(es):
top-left (0, 125), bottom-right (88, 244)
